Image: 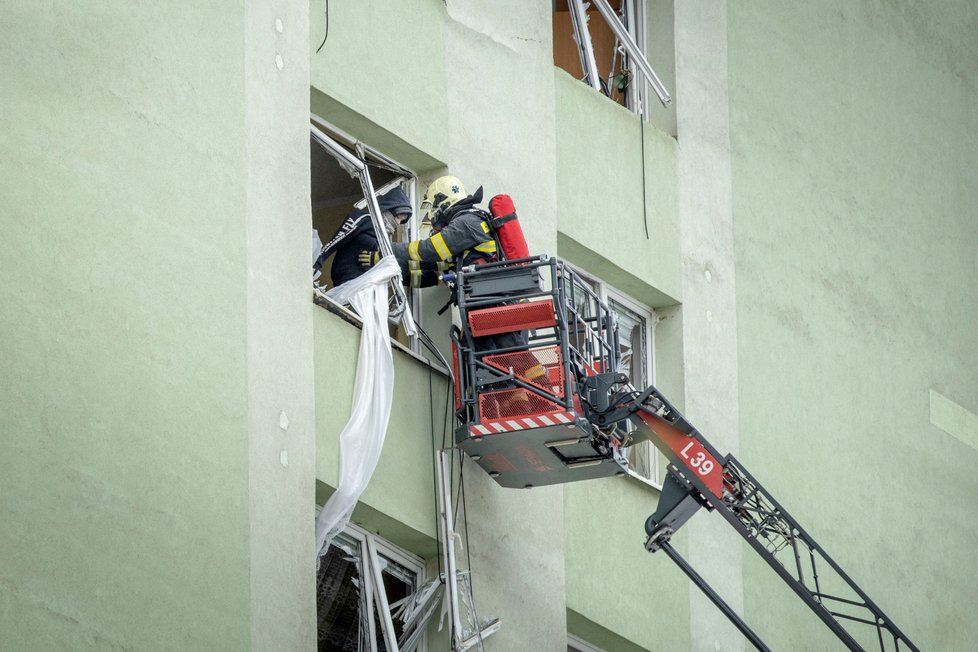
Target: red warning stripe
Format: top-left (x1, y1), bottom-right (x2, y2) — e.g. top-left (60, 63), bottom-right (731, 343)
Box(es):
top-left (469, 410), bottom-right (576, 436)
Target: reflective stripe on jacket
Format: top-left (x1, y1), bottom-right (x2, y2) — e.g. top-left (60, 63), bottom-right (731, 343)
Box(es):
top-left (393, 209), bottom-right (496, 270)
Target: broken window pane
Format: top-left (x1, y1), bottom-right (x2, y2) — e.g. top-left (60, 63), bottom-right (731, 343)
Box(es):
top-left (317, 536), bottom-right (370, 652)
top-left (608, 295), bottom-right (658, 484)
top-left (372, 555), bottom-right (418, 651)
top-left (609, 298), bottom-right (647, 388)
top-left (553, 0), bottom-right (638, 108)
top-left (310, 116), bottom-right (420, 349)
top-left (564, 263), bottom-right (662, 486)
top-left (316, 526), bottom-right (427, 652)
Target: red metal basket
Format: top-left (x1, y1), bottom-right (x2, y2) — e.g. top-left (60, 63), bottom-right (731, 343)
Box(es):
top-left (482, 346), bottom-right (564, 397)
top-left (478, 388), bottom-right (565, 422)
top-left (467, 299), bottom-right (556, 337)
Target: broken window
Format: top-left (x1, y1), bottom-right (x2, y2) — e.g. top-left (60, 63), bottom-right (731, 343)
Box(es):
top-left (553, 0), bottom-right (672, 119)
top-left (606, 292), bottom-right (660, 487)
top-left (316, 524), bottom-right (433, 652)
top-left (310, 114), bottom-right (420, 348)
top-left (566, 265), bottom-right (662, 487)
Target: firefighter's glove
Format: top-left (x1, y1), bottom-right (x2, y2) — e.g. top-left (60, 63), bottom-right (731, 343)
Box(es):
top-left (439, 271), bottom-right (457, 286)
top-left (357, 250), bottom-right (381, 269)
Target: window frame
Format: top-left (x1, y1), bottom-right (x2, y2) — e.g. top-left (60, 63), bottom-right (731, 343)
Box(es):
top-left (565, 263), bottom-right (662, 489)
top-left (557, 0), bottom-right (671, 115)
top-left (317, 520), bottom-right (428, 652)
top-left (310, 114), bottom-right (439, 364)
top-left (621, 0), bottom-right (650, 119)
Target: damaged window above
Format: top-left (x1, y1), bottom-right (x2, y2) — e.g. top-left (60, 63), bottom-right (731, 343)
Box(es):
top-left (553, 0), bottom-right (672, 121)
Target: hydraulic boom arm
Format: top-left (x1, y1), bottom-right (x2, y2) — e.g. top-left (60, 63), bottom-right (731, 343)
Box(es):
top-left (450, 255), bottom-right (918, 651)
top-left (580, 374), bottom-right (919, 652)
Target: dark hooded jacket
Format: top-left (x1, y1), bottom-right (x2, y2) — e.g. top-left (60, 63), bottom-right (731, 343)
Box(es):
top-left (314, 187), bottom-right (412, 287)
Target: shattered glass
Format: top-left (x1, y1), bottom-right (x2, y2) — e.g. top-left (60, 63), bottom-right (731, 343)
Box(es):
top-left (317, 531), bottom-right (436, 652)
top-left (317, 537), bottom-right (370, 652)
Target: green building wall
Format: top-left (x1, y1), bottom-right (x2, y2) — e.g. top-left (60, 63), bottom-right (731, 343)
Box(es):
top-left (728, 2), bottom-right (978, 649)
top-left (2, 1), bottom-right (315, 650)
top-left (555, 71), bottom-right (681, 308)
top-left (2, 0), bottom-right (975, 650)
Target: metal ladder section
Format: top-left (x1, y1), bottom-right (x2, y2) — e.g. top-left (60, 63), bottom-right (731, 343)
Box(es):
top-left (621, 385), bottom-right (921, 652)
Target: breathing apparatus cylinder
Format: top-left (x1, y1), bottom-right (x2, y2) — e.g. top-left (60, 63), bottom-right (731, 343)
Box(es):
top-left (487, 194), bottom-right (530, 261)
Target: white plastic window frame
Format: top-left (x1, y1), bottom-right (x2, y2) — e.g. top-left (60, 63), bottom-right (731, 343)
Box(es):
top-left (565, 0), bottom-right (671, 114)
top-left (622, 0), bottom-right (650, 119)
top-left (319, 520), bottom-right (427, 652)
top-left (566, 264), bottom-right (662, 489)
top-left (310, 115), bottom-right (436, 362)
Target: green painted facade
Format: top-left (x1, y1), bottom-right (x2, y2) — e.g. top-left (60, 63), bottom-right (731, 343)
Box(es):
top-left (2, 1), bottom-right (316, 650)
top-left (728, 2), bottom-right (978, 650)
top-left (2, 1), bottom-right (974, 650)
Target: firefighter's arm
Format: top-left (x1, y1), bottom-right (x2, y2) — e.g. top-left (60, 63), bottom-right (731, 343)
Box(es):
top-left (400, 260), bottom-right (442, 289)
top-left (391, 216), bottom-right (489, 264)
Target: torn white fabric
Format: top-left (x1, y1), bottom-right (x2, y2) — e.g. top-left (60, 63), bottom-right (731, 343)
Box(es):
top-left (315, 256), bottom-right (400, 558)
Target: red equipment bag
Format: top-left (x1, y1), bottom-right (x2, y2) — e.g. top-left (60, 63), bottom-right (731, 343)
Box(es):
top-left (488, 194), bottom-right (530, 261)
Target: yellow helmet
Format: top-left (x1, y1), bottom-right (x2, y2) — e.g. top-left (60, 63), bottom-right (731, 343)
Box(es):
top-left (421, 176), bottom-right (466, 229)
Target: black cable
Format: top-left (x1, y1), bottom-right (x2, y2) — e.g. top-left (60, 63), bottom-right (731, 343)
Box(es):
top-left (418, 325), bottom-right (453, 381)
top-left (416, 320), bottom-right (466, 644)
top-left (315, 0), bottom-right (330, 53)
top-left (442, 372), bottom-right (452, 451)
top-left (415, 322), bottom-right (454, 450)
top-left (417, 321), bottom-right (460, 600)
top-left (641, 117), bottom-right (650, 240)
top-left (417, 328), bottom-right (442, 370)
top-left (453, 453), bottom-right (464, 530)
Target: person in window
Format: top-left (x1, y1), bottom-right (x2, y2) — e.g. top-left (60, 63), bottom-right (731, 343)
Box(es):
top-left (313, 186), bottom-right (413, 288)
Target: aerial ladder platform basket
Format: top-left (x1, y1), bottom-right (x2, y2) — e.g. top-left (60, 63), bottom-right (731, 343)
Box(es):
top-left (451, 256), bottom-right (628, 488)
top-left (449, 255), bottom-right (919, 652)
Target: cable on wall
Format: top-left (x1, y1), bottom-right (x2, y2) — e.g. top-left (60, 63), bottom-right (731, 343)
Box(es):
top-left (418, 321), bottom-right (455, 579)
top-left (315, 0), bottom-right (330, 53)
top-left (641, 117), bottom-right (650, 240)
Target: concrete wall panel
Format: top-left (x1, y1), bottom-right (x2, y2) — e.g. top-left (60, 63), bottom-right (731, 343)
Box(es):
top-left (728, 2), bottom-right (978, 649)
top-left (1, 3), bottom-right (255, 648)
top-left (309, 0), bottom-right (448, 168)
top-left (555, 72), bottom-right (681, 306)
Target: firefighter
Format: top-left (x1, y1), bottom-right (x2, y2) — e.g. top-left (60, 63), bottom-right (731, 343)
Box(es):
top-left (358, 175), bottom-right (501, 316)
top-left (357, 176), bottom-right (496, 284)
top-left (313, 186), bottom-right (413, 287)
top-left (358, 176), bottom-right (528, 353)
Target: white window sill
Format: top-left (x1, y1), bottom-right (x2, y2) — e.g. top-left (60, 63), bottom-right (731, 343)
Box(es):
top-left (623, 468), bottom-right (662, 492)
